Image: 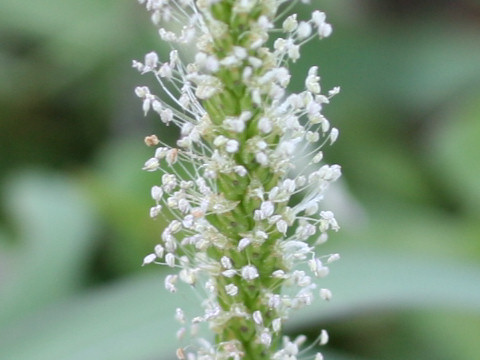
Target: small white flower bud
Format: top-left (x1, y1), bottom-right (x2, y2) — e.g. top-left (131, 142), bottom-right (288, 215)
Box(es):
top-left (272, 318), bottom-right (282, 332)
top-left (312, 151), bottom-right (323, 163)
top-left (238, 237), bottom-right (251, 251)
top-left (151, 185), bottom-right (163, 201)
top-left (276, 220), bottom-right (288, 234)
top-left (143, 158), bottom-right (160, 172)
top-left (272, 270), bottom-right (286, 278)
top-left (165, 148), bottom-right (178, 165)
top-left (234, 165), bottom-right (247, 177)
top-left (304, 201), bottom-right (318, 216)
top-left (149, 205), bottom-right (162, 218)
top-left (260, 330), bottom-right (272, 346)
top-left (221, 256), bottom-right (233, 269)
top-left (330, 127), bottom-right (339, 144)
top-left (248, 56), bottom-right (263, 68)
top-left (154, 244), bottom-right (164, 258)
top-left (320, 329), bottom-right (329, 345)
top-left (241, 265), bottom-right (259, 281)
top-left (222, 269), bottom-right (237, 278)
top-left (142, 253), bottom-right (156, 266)
top-left (258, 117), bottom-right (272, 133)
top-left (213, 135), bottom-right (228, 147)
top-left (253, 310), bottom-right (263, 325)
top-left (165, 253), bottom-right (175, 267)
top-left (160, 108), bottom-right (173, 124)
top-left (297, 21), bottom-right (312, 39)
top-left (283, 14), bottom-right (298, 32)
top-left (144, 51), bottom-right (158, 70)
top-left (233, 46), bottom-right (247, 59)
top-left (225, 284), bottom-right (238, 296)
top-left (159, 62), bottom-right (172, 78)
top-left (318, 22), bottom-right (332, 38)
top-left (255, 152), bottom-right (268, 166)
top-left (225, 139), bottom-right (239, 153)
top-left (164, 274), bottom-right (178, 293)
top-left (329, 86), bottom-right (341, 96)
top-left (319, 288), bottom-right (332, 301)
top-left (327, 253), bottom-right (341, 263)
top-left (175, 308), bottom-right (186, 323)
top-left (134, 86), bottom-right (150, 98)
top-left (152, 100), bottom-right (162, 114)
top-left (176, 327), bottom-right (186, 341)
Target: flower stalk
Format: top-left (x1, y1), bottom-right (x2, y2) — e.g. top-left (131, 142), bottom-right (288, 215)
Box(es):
top-left (135, 0), bottom-right (341, 359)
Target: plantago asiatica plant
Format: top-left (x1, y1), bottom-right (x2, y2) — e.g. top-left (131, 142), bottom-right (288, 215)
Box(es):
top-left (135, 0), bottom-right (341, 359)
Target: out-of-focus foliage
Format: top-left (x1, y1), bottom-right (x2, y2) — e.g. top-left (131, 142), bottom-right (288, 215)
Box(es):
top-left (1, 0), bottom-right (480, 359)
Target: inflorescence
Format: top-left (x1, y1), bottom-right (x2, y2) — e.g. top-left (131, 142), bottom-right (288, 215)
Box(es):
top-left (135, 1), bottom-right (341, 359)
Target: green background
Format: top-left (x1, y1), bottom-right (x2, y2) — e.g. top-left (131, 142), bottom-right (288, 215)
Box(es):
top-left (1, 1), bottom-right (480, 359)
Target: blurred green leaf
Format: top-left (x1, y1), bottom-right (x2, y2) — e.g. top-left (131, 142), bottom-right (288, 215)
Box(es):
top-left (81, 139), bottom-right (168, 275)
top-left (0, 171), bottom-right (98, 326)
top-left (429, 92), bottom-right (480, 214)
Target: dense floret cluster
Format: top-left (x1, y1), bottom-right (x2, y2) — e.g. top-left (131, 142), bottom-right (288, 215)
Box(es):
top-left (135, 1), bottom-right (341, 359)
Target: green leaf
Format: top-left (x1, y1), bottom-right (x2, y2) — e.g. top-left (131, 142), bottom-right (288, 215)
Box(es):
top-left (428, 91), bottom-right (480, 214)
top-left (0, 171), bottom-right (98, 326)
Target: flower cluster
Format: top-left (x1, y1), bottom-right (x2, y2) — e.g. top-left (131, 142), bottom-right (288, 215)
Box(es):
top-left (135, 0), bottom-right (341, 359)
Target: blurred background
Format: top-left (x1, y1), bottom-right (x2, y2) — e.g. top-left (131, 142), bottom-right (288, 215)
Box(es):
top-left (1, 0), bottom-right (480, 359)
